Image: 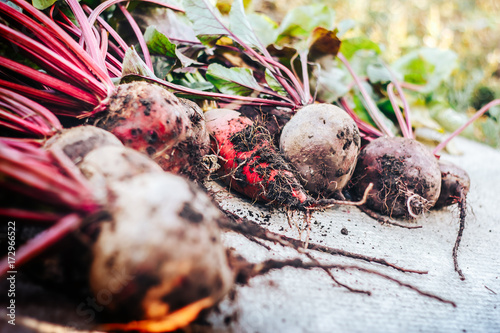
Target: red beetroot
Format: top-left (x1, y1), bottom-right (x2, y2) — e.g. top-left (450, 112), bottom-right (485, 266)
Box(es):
top-left (205, 109), bottom-right (312, 209)
top-left (351, 137), bottom-right (441, 218)
top-left (164, 98), bottom-right (211, 181)
top-left (434, 161), bottom-right (470, 209)
top-left (94, 81), bottom-right (190, 170)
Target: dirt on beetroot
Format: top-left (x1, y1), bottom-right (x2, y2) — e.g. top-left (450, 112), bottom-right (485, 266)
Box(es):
top-left (94, 81), bottom-right (188, 168)
top-left (351, 137), bottom-right (441, 218)
top-left (224, 124), bottom-right (311, 209)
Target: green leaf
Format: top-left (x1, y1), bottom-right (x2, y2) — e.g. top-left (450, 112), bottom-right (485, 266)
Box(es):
top-left (1, 0), bottom-right (22, 11)
top-left (488, 105), bottom-right (500, 121)
top-left (144, 26), bottom-right (200, 68)
top-left (410, 103), bottom-right (443, 131)
top-left (206, 63), bottom-right (261, 96)
top-left (176, 79), bottom-right (214, 91)
top-left (183, 0), bottom-right (227, 45)
top-left (339, 37), bottom-right (382, 59)
top-left (366, 63), bottom-right (392, 83)
top-left (247, 13), bottom-right (279, 47)
top-left (481, 118), bottom-right (500, 147)
top-left (352, 93), bottom-right (377, 128)
top-left (150, 55), bottom-right (176, 79)
top-left (429, 104), bottom-right (475, 138)
top-left (184, 0), bottom-right (271, 52)
top-left (32, 0), bottom-right (56, 10)
top-left (265, 69), bottom-right (287, 96)
top-left (228, 0), bottom-right (266, 53)
top-left (277, 4), bottom-right (335, 41)
top-left (315, 67), bottom-right (350, 103)
top-left (353, 87), bottom-right (398, 134)
top-left (392, 48), bottom-right (458, 94)
top-left (337, 19), bottom-right (356, 37)
top-left (144, 26), bottom-right (177, 57)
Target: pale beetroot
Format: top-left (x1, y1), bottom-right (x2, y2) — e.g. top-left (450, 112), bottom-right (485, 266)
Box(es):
top-left (91, 172), bottom-right (234, 328)
top-left (280, 104), bottom-right (361, 197)
top-left (78, 145), bottom-right (163, 204)
top-left (44, 125), bottom-right (122, 164)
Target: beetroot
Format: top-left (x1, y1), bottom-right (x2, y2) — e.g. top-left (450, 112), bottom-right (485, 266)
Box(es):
top-left (434, 161), bottom-right (470, 209)
top-left (164, 98), bottom-right (211, 181)
top-left (94, 81), bottom-right (190, 170)
top-left (352, 137), bottom-right (441, 218)
top-left (280, 104), bottom-right (361, 197)
top-left (205, 109), bottom-right (312, 209)
top-left (91, 172), bottom-right (233, 328)
top-left (44, 125), bottom-right (123, 164)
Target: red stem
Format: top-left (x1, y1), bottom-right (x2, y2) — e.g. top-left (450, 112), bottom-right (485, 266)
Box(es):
top-left (108, 41), bottom-right (126, 60)
top-left (0, 105), bottom-right (51, 137)
top-left (244, 49), bottom-right (304, 104)
top-left (0, 214), bottom-right (81, 276)
top-left (0, 79), bottom-right (85, 109)
top-left (300, 50), bottom-right (312, 103)
top-left (0, 209), bottom-right (63, 223)
top-left (1, 139), bottom-right (45, 152)
top-left (99, 26), bottom-right (109, 60)
top-left (0, 142), bottom-right (97, 212)
top-left (0, 23), bottom-right (108, 98)
top-left (138, 75), bottom-right (295, 108)
top-left (106, 50), bottom-right (124, 71)
top-left (118, 4), bottom-right (152, 70)
top-left (400, 81), bottom-right (424, 92)
top-left (339, 97), bottom-right (384, 138)
top-left (387, 83), bottom-right (410, 138)
top-left (0, 88), bottom-right (62, 131)
top-left (0, 55), bottom-right (99, 107)
top-left (83, 5), bottom-right (128, 53)
top-left (65, 0), bottom-right (106, 71)
top-left (383, 62), bottom-right (413, 138)
top-left (0, 160), bottom-right (90, 211)
top-left (8, 0), bottom-right (114, 93)
top-left (0, 120), bottom-right (38, 136)
top-left (0, 1), bottom-right (89, 75)
top-left (106, 61), bottom-right (123, 78)
top-left (87, 0), bottom-right (184, 28)
top-left (338, 52), bottom-right (394, 137)
top-left (190, 0), bottom-right (304, 105)
top-left (433, 99), bottom-right (500, 154)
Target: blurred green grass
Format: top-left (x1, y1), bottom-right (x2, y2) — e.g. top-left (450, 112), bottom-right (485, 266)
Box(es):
top-left (237, 0), bottom-right (500, 146)
top-left (248, 1), bottom-right (499, 72)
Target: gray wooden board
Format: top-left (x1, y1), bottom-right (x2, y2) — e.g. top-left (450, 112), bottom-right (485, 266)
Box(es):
top-left (1, 137), bottom-right (499, 333)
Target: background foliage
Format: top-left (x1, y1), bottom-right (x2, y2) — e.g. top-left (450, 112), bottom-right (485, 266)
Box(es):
top-left (232, 0), bottom-right (500, 147)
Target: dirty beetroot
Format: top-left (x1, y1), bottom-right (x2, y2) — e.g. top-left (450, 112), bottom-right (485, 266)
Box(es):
top-left (93, 81), bottom-right (210, 181)
top-left (205, 109), bottom-right (312, 209)
top-left (279, 104), bottom-right (361, 198)
top-left (351, 137), bottom-right (441, 218)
